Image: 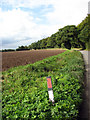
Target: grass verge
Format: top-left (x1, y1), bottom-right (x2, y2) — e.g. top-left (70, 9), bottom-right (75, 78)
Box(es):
top-left (2, 50), bottom-right (85, 119)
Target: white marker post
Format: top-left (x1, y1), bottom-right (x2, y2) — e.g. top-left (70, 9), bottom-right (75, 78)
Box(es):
top-left (46, 76), bottom-right (54, 105)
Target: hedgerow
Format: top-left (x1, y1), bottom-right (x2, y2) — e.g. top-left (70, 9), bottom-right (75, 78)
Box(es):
top-left (2, 50), bottom-right (85, 119)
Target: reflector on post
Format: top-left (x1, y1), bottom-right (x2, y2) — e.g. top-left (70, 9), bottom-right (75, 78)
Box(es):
top-left (46, 76), bottom-right (54, 105)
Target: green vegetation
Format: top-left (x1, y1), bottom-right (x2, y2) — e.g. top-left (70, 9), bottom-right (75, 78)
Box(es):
top-left (1, 49), bottom-right (15, 52)
top-left (77, 14), bottom-right (90, 50)
top-left (16, 45), bottom-right (29, 51)
top-left (2, 15), bottom-right (89, 51)
top-left (28, 25), bottom-right (78, 50)
top-left (2, 50), bottom-right (85, 119)
top-left (15, 15), bottom-right (89, 51)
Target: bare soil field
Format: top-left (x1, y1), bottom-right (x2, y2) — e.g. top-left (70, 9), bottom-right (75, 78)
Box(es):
top-left (2, 49), bottom-right (65, 71)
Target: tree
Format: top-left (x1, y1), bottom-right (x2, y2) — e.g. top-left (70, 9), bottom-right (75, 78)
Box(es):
top-left (77, 15), bottom-right (89, 49)
top-left (61, 43), bottom-right (65, 48)
top-left (78, 26), bottom-right (89, 49)
top-left (40, 39), bottom-right (47, 49)
top-left (27, 15), bottom-right (88, 50)
top-left (16, 45), bottom-right (29, 51)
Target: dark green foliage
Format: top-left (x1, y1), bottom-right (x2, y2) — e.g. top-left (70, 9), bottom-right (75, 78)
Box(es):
top-left (58, 25), bottom-right (78, 49)
top-left (28, 25), bottom-right (78, 50)
top-left (1, 15), bottom-right (87, 51)
top-left (16, 46), bottom-right (29, 51)
top-left (61, 43), bottom-right (65, 48)
top-left (27, 15), bottom-right (89, 50)
top-left (2, 50), bottom-right (85, 119)
top-left (2, 15), bottom-right (89, 51)
top-left (1, 49), bottom-right (15, 52)
top-left (77, 15), bottom-right (90, 49)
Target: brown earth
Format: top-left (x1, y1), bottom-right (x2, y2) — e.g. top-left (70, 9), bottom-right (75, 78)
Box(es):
top-left (2, 49), bottom-right (65, 71)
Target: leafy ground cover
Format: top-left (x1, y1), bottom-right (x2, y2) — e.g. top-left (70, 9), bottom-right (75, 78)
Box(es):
top-left (2, 50), bottom-right (85, 119)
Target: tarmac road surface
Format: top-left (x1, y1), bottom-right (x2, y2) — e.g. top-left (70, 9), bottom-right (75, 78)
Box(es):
top-left (78, 51), bottom-right (90, 120)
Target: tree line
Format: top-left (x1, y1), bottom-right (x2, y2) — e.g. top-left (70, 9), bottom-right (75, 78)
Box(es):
top-left (2, 15), bottom-right (90, 52)
top-left (28, 15), bottom-right (89, 50)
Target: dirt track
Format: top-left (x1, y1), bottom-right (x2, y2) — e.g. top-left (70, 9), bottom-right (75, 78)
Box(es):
top-left (2, 49), bottom-right (65, 71)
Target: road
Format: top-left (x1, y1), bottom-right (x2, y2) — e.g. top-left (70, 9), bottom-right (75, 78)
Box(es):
top-left (78, 51), bottom-right (90, 120)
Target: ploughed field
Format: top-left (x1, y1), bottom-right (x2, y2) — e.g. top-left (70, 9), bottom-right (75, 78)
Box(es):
top-left (2, 49), bottom-right (65, 71)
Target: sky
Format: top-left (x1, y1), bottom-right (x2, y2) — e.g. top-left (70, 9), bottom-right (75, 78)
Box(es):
top-left (0, 0), bottom-right (89, 49)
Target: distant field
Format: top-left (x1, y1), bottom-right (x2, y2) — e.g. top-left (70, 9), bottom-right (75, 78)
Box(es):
top-left (2, 49), bottom-right (65, 71)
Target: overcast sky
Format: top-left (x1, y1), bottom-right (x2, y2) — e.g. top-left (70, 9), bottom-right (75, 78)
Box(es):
top-left (0, 0), bottom-right (89, 49)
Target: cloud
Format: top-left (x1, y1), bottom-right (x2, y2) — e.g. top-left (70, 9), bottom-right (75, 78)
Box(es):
top-left (45, 0), bottom-right (88, 27)
top-left (0, 8), bottom-right (35, 49)
top-left (0, 7), bottom-right (58, 49)
top-left (1, 37), bottom-right (32, 49)
top-left (0, 0), bottom-right (53, 9)
top-left (0, 0), bottom-right (89, 49)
